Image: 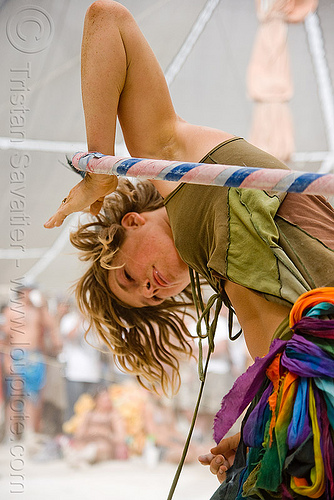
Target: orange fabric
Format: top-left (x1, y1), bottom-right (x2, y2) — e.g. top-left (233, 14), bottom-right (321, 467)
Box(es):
top-left (266, 353), bottom-right (282, 445)
top-left (294, 477), bottom-right (309, 487)
top-left (289, 287), bottom-right (334, 326)
top-left (278, 371), bottom-right (298, 416)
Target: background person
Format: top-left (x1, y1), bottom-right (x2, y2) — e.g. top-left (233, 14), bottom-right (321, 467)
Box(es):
top-left (59, 305), bottom-right (102, 422)
top-left (62, 388), bottom-right (128, 467)
top-left (3, 287), bottom-right (47, 443)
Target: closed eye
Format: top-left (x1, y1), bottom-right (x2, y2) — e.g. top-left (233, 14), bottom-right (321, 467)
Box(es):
top-left (124, 269), bottom-right (134, 282)
top-left (151, 296), bottom-right (164, 304)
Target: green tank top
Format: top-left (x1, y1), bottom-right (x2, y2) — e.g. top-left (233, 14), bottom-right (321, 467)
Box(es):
top-left (164, 137), bottom-right (334, 308)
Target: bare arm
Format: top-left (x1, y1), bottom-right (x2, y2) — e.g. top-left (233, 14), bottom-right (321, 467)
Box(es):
top-left (224, 281), bottom-right (291, 359)
top-left (45, 0), bottom-right (176, 229)
top-left (44, 1), bottom-right (232, 228)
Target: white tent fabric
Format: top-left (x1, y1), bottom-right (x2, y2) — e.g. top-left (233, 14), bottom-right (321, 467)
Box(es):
top-left (0, 0), bottom-right (333, 301)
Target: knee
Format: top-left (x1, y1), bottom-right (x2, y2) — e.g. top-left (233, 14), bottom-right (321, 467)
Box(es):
top-left (86, 0), bottom-right (131, 23)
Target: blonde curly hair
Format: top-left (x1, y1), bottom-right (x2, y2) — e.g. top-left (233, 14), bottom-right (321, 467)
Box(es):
top-left (70, 179), bottom-right (194, 394)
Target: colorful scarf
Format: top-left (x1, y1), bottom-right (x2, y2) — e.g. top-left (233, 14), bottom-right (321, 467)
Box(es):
top-left (213, 287), bottom-right (334, 499)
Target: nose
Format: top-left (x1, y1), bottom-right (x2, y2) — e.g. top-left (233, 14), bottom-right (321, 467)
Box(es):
top-left (142, 280), bottom-right (158, 298)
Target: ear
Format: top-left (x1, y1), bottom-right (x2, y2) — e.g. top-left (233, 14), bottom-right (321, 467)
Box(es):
top-left (121, 212), bottom-right (146, 229)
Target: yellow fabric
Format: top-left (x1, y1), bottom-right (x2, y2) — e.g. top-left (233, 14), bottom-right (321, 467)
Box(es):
top-left (290, 384), bottom-right (325, 498)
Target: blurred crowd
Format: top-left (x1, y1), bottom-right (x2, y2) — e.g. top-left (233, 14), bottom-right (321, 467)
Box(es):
top-left (0, 285), bottom-right (250, 468)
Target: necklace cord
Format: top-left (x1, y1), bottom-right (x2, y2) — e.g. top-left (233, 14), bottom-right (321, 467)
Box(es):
top-left (166, 269), bottom-right (222, 499)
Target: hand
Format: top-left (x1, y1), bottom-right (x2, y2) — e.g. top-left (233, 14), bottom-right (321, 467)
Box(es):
top-left (44, 173), bottom-right (118, 228)
top-left (198, 432), bottom-right (240, 484)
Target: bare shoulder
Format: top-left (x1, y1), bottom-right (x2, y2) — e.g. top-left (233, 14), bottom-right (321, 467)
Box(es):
top-left (150, 179), bottom-right (180, 198)
top-left (150, 123), bottom-right (234, 198)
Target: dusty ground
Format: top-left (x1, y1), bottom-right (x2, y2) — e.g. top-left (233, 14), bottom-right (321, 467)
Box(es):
top-left (0, 442), bottom-right (219, 500)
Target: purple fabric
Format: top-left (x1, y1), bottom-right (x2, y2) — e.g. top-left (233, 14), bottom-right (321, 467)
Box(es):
top-left (281, 483), bottom-right (294, 500)
top-left (281, 334), bottom-right (334, 378)
top-left (213, 339), bottom-right (287, 444)
top-left (243, 383), bottom-right (273, 447)
top-left (212, 301), bottom-right (334, 496)
top-left (292, 317), bottom-right (334, 338)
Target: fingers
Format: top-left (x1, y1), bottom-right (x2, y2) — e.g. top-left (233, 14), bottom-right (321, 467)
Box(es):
top-left (198, 452), bottom-right (215, 465)
top-left (44, 198), bottom-right (71, 228)
top-left (217, 466), bottom-right (228, 483)
top-left (44, 174), bottom-right (118, 229)
top-left (89, 197), bottom-right (105, 216)
top-left (198, 453), bottom-right (230, 484)
top-left (44, 179), bottom-right (86, 228)
top-left (210, 432), bottom-right (240, 457)
top-left (198, 433), bottom-right (241, 485)
top-left (209, 455), bottom-right (229, 479)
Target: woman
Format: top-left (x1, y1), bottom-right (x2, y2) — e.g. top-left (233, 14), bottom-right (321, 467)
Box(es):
top-left (45, 2), bottom-right (334, 497)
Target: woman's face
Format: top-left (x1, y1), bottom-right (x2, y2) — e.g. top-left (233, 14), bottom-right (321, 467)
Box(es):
top-left (108, 209), bottom-right (190, 308)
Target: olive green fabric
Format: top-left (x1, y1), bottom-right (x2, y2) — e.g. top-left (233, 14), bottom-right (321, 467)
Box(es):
top-left (272, 315), bottom-right (292, 342)
top-left (164, 137), bottom-right (334, 309)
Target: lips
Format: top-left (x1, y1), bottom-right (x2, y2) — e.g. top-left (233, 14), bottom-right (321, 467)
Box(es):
top-left (153, 267), bottom-right (171, 287)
